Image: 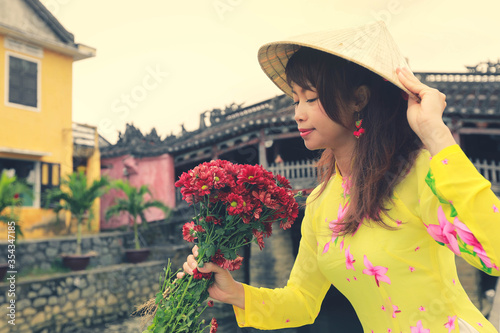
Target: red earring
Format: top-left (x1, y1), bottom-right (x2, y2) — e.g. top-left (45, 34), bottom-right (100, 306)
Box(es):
top-left (353, 114), bottom-right (365, 138)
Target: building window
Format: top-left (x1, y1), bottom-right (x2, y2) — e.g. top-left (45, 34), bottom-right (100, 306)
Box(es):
top-left (5, 53), bottom-right (40, 111)
top-left (41, 162), bottom-right (61, 208)
top-left (0, 158), bottom-right (38, 207)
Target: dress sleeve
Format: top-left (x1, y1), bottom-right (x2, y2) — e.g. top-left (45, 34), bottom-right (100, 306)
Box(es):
top-left (419, 144), bottom-right (500, 276)
top-left (232, 189), bottom-right (331, 330)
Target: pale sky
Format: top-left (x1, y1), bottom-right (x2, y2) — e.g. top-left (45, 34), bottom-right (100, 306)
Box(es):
top-left (41, 0), bottom-right (500, 143)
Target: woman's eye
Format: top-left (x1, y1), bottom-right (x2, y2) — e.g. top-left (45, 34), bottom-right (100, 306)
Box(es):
top-left (292, 98), bottom-right (317, 106)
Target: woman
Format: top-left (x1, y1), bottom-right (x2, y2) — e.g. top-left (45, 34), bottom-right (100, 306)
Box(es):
top-left (178, 21), bottom-right (500, 332)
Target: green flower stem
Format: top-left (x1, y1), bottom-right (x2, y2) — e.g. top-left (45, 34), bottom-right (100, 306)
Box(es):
top-left (225, 241), bottom-right (253, 251)
top-left (165, 274), bottom-right (193, 328)
top-left (170, 303), bottom-right (190, 332)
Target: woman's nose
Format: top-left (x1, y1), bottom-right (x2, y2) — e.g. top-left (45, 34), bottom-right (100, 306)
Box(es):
top-left (294, 104), bottom-right (307, 123)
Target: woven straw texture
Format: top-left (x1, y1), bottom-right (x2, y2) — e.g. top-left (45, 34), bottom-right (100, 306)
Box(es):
top-left (258, 21), bottom-right (411, 97)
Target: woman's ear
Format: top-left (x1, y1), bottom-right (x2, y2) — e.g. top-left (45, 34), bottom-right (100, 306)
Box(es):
top-left (353, 85), bottom-right (371, 111)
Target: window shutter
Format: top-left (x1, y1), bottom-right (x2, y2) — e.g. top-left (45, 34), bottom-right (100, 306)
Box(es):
top-left (41, 162), bottom-right (61, 208)
top-left (8, 56), bottom-right (38, 108)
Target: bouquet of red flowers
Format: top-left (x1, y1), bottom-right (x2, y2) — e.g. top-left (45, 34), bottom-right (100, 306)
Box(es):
top-left (142, 160), bottom-right (300, 333)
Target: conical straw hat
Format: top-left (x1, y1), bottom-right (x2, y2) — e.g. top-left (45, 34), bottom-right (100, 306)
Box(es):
top-left (258, 21), bottom-right (412, 98)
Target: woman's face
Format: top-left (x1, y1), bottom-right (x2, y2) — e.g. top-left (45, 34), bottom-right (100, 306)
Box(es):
top-left (291, 82), bottom-right (355, 151)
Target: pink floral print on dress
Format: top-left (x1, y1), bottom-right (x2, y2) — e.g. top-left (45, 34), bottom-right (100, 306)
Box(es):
top-left (425, 206), bottom-right (460, 255)
top-left (411, 320), bottom-right (430, 333)
top-left (328, 203), bottom-right (348, 234)
top-left (345, 245), bottom-right (356, 270)
top-left (392, 305), bottom-right (401, 318)
top-left (341, 177), bottom-right (352, 197)
top-left (323, 203), bottom-right (348, 254)
top-left (362, 255), bottom-right (391, 287)
top-left (444, 315), bottom-right (456, 332)
top-left (453, 217), bottom-right (498, 269)
top-left (322, 234), bottom-right (336, 254)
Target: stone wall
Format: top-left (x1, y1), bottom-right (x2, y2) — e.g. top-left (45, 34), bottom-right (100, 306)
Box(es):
top-left (0, 261), bottom-right (164, 333)
top-left (0, 220), bottom-right (185, 275)
top-left (0, 231), bottom-right (136, 273)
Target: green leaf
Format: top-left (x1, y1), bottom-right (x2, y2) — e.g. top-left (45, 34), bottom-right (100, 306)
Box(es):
top-left (155, 292), bottom-right (163, 304)
top-left (425, 170), bottom-right (437, 196)
top-left (205, 245), bottom-right (216, 258)
top-left (449, 204), bottom-right (458, 217)
top-left (105, 178), bottom-right (171, 249)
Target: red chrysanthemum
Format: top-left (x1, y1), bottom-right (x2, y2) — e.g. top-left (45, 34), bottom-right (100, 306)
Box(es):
top-left (237, 165), bottom-right (266, 186)
top-left (225, 193), bottom-right (246, 215)
top-left (205, 216), bottom-right (222, 225)
top-left (223, 256), bottom-right (244, 271)
top-left (211, 250), bottom-right (226, 268)
top-left (253, 230), bottom-right (265, 250)
top-left (275, 174), bottom-right (292, 189)
top-left (252, 190), bottom-right (279, 210)
top-left (210, 318), bottom-right (218, 333)
top-left (182, 221), bottom-right (196, 242)
top-left (211, 250), bottom-right (244, 271)
top-left (193, 225), bottom-right (205, 233)
top-left (211, 167), bottom-right (230, 189)
top-left (182, 222), bottom-right (205, 242)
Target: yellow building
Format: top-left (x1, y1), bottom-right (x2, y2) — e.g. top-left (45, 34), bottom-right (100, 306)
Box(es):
top-left (0, 0), bottom-right (99, 239)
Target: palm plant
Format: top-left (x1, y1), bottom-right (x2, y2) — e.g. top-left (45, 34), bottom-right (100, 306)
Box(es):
top-left (106, 179), bottom-right (170, 250)
top-left (0, 170), bottom-right (31, 240)
top-left (46, 171), bottom-right (109, 255)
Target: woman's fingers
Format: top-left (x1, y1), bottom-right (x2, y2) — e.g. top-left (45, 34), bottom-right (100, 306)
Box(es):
top-left (396, 67), bottom-right (423, 94)
top-left (178, 245), bottom-right (224, 279)
top-left (181, 254), bottom-right (199, 275)
top-left (197, 261), bottom-right (223, 273)
top-left (397, 67), bottom-right (446, 107)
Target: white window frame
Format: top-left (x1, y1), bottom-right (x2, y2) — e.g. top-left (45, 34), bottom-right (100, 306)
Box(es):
top-left (4, 51), bottom-right (42, 112)
top-left (0, 158), bottom-right (41, 208)
top-left (33, 161), bottom-right (41, 209)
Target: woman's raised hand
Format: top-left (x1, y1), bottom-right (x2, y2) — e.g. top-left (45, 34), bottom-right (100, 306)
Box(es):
top-left (397, 67), bottom-right (456, 156)
top-left (177, 245), bottom-right (246, 309)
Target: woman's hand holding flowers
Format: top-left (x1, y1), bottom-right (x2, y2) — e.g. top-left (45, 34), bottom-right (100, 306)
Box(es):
top-left (178, 245), bottom-right (245, 309)
top-left (397, 67), bottom-right (456, 156)
top-left (144, 160), bottom-right (298, 332)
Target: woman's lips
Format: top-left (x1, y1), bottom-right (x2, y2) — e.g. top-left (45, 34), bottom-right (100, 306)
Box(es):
top-left (299, 129), bottom-right (314, 137)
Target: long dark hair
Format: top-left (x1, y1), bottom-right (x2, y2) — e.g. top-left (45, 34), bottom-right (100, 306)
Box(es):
top-left (285, 47), bottom-right (423, 235)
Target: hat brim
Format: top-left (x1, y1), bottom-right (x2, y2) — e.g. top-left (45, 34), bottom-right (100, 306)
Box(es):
top-left (257, 22), bottom-right (414, 99)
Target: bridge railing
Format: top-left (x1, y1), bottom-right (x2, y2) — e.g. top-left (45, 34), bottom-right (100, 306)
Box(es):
top-left (174, 157), bottom-right (500, 207)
